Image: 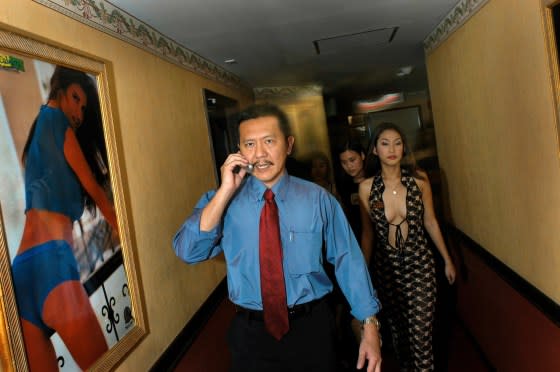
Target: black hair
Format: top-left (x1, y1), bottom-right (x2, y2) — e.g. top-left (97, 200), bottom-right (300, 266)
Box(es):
top-left (308, 151), bottom-right (333, 182)
top-left (367, 122), bottom-right (424, 179)
top-left (335, 140), bottom-right (365, 157)
top-left (22, 65), bottom-right (110, 214)
top-left (335, 140), bottom-right (374, 179)
top-left (237, 103), bottom-right (292, 138)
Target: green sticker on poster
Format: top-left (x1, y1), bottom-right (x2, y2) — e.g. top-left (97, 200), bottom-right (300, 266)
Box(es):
top-left (0, 54), bottom-right (25, 72)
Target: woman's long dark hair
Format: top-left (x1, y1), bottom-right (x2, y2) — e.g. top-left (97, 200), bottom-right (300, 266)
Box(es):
top-left (332, 140), bottom-right (370, 200)
top-left (22, 65), bottom-right (111, 214)
top-left (367, 122), bottom-right (424, 179)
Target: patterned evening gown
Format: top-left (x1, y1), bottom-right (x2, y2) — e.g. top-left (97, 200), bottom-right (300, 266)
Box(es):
top-left (368, 168), bottom-right (436, 371)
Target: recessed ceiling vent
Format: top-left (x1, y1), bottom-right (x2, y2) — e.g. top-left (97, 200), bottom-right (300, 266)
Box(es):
top-left (313, 26), bottom-right (398, 55)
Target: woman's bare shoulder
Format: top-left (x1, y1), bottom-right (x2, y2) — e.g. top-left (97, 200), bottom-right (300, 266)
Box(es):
top-left (359, 177), bottom-right (374, 193)
top-left (413, 169), bottom-right (430, 190)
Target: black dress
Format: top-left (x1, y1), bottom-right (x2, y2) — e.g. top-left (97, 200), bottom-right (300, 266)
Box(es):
top-left (368, 169), bottom-right (436, 371)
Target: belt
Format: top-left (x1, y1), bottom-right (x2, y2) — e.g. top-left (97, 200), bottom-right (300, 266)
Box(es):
top-left (235, 297), bottom-right (325, 321)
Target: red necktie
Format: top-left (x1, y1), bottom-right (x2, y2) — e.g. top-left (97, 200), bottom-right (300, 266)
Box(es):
top-left (259, 189), bottom-right (289, 340)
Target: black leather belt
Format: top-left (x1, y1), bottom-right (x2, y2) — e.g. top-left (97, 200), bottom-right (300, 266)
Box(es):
top-left (235, 297), bottom-right (325, 321)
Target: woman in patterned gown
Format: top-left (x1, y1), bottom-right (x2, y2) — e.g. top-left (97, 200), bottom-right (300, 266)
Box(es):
top-left (358, 122), bottom-right (456, 371)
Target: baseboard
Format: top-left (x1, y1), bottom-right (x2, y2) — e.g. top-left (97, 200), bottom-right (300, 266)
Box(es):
top-left (150, 278), bottom-right (228, 371)
top-left (447, 225), bottom-right (560, 327)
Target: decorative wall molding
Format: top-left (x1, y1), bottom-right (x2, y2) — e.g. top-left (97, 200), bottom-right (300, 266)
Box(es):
top-left (32, 0), bottom-right (251, 92)
top-left (254, 85), bottom-right (323, 100)
top-left (424, 0), bottom-right (490, 54)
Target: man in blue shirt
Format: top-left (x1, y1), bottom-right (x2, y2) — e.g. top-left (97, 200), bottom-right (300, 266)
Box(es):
top-left (173, 104), bottom-right (381, 372)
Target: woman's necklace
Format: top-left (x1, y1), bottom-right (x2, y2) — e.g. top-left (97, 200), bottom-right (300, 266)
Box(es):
top-left (386, 183), bottom-right (399, 195)
top-left (383, 181), bottom-right (401, 196)
top-left (382, 173), bottom-right (401, 196)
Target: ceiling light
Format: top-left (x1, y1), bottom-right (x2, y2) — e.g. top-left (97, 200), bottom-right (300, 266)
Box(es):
top-left (224, 58), bottom-right (237, 64)
top-left (353, 93), bottom-right (404, 114)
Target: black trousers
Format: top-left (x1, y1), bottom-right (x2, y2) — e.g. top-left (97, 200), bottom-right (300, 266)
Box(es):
top-left (227, 299), bottom-right (337, 372)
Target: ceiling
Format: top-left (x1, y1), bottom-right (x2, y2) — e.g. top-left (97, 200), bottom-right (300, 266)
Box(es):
top-left (109, 0), bottom-right (459, 99)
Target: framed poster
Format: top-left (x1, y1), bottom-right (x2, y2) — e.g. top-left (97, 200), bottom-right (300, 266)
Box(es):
top-left (0, 29), bottom-right (146, 371)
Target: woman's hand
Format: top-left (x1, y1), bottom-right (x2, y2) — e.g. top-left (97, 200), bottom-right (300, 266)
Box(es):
top-left (445, 260), bottom-right (456, 284)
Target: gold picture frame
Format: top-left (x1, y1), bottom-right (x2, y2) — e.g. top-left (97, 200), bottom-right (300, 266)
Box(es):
top-left (542, 0), bottom-right (560, 148)
top-left (0, 28), bottom-right (146, 371)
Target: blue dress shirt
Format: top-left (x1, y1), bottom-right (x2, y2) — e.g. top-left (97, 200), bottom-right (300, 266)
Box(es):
top-left (173, 172), bottom-right (380, 320)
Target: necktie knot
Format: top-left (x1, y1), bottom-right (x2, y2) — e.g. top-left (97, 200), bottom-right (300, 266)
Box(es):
top-left (264, 189), bottom-right (275, 202)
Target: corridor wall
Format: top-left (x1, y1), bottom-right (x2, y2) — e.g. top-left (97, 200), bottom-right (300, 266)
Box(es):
top-left (426, 0), bottom-right (560, 369)
top-left (426, 0), bottom-right (560, 304)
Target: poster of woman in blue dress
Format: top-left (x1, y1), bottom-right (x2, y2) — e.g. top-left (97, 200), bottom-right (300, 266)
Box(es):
top-left (0, 53), bottom-right (133, 371)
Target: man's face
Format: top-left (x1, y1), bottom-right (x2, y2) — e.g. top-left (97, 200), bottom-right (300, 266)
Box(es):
top-left (238, 115), bottom-right (294, 188)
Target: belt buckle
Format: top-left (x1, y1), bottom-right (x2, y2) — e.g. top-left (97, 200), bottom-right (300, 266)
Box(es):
top-left (288, 299), bottom-right (315, 318)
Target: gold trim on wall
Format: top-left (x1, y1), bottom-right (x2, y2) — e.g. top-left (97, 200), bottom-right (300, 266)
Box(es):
top-left (424, 0), bottom-right (490, 54)
top-left (541, 0), bottom-right (560, 153)
top-left (32, 0), bottom-right (252, 93)
top-left (0, 203), bottom-right (27, 372)
top-left (254, 85), bottom-right (323, 99)
top-left (0, 28), bottom-right (146, 371)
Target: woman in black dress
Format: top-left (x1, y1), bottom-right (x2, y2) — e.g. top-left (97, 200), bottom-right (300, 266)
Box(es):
top-left (336, 141), bottom-right (367, 244)
top-left (359, 123), bottom-right (455, 371)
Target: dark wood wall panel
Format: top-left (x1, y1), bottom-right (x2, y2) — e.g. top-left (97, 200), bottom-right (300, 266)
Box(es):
top-left (450, 228), bottom-right (560, 372)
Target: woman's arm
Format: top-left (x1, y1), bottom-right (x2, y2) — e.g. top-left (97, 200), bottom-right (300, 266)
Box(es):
top-left (417, 170), bottom-right (456, 284)
top-left (358, 178), bottom-right (374, 264)
top-left (63, 128), bottom-right (118, 230)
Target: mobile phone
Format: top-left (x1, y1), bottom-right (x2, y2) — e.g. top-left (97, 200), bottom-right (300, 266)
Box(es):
top-left (232, 163), bottom-right (254, 174)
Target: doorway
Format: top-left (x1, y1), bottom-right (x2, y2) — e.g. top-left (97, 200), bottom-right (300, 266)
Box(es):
top-left (203, 90), bottom-right (240, 183)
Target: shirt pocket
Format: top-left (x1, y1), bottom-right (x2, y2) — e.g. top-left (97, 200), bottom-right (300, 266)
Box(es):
top-left (284, 231), bottom-right (322, 275)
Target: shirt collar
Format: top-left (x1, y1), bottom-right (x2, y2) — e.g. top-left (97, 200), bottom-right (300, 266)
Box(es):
top-left (247, 170), bottom-right (290, 202)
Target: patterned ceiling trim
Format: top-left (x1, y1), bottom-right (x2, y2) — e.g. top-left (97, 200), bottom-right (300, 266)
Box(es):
top-left (32, 0), bottom-right (251, 92)
top-left (254, 85), bottom-right (323, 99)
top-left (423, 0), bottom-right (490, 53)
